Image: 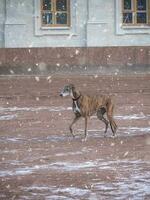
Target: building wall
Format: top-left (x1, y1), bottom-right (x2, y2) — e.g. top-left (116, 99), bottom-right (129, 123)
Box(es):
top-left (0, 0), bottom-right (149, 48)
top-left (0, 0), bottom-right (149, 75)
top-left (0, 0), bottom-right (5, 48)
top-left (87, 0), bottom-right (150, 46)
top-left (4, 0), bottom-right (88, 48)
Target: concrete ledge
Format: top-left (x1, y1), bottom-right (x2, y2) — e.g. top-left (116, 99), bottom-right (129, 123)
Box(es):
top-left (0, 64), bottom-right (150, 76)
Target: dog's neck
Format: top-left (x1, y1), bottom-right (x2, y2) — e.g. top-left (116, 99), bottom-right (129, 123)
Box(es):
top-left (71, 88), bottom-right (81, 101)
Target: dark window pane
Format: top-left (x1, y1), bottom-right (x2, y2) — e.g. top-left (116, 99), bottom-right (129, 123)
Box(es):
top-left (124, 0), bottom-right (132, 10)
top-left (56, 0), bottom-right (67, 11)
top-left (137, 0), bottom-right (146, 11)
top-left (42, 13), bottom-right (53, 24)
top-left (56, 13), bottom-right (67, 24)
top-left (137, 12), bottom-right (147, 23)
top-left (123, 13), bottom-right (133, 23)
top-left (43, 0), bottom-right (51, 10)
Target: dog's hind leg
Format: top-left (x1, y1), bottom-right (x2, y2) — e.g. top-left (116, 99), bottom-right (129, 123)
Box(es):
top-left (84, 117), bottom-right (88, 140)
top-left (106, 103), bottom-right (117, 137)
top-left (69, 114), bottom-right (81, 137)
top-left (97, 107), bottom-right (109, 136)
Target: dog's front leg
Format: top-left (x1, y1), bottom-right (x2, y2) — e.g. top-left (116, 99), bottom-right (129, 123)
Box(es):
top-left (69, 115), bottom-right (81, 138)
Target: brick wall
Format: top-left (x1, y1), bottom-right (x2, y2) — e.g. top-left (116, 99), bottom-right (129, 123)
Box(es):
top-left (0, 47), bottom-right (149, 75)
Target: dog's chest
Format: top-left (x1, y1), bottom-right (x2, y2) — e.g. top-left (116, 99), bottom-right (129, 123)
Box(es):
top-left (73, 101), bottom-right (81, 114)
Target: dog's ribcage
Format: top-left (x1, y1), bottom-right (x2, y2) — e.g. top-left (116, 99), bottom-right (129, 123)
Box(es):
top-left (72, 95), bottom-right (109, 116)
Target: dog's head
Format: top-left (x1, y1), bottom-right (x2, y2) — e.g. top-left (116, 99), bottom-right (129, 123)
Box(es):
top-left (60, 84), bottom-right (75, 97)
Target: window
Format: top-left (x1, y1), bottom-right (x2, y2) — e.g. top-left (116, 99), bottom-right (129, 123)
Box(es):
top-left (41, 0), bottom-right (70, 27)
top-left (115, 0), bottom-right (150, 35)
top-left (122, 0), bottom-right (150, 25)
top-left (35, 0), bottom-right (77, 36)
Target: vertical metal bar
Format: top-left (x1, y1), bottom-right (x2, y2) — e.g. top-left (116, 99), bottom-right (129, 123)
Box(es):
top-left (133, 0), bottom-right (136, 24)
top-left (53, 0), bottom-right (56, 25)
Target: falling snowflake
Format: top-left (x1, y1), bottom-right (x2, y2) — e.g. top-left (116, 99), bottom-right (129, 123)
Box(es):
top-left (10, 70), bottom-right (14, 74)
top-left (47, 76), bottom-right (52, 83)
top-left (35, 76), bottom-right (40, 82)
top-left (123, 151), bottom-right (129, 157)
top-left (111, 143), bottom-right (115, 146)
top-left (36, 97), bottom-right (39, 101)
top-left (13, 56), bottom-right (17, 62)
top-left (75, 49), bottom-right (80, 55)
top-left (56, 63), bottom-right (60, 67)
top-left (68, 33), bottom-right (74, 39)
top-left (28, 68), bottom-right (32, 72)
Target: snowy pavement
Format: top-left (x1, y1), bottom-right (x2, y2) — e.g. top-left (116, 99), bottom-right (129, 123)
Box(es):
top-left (0, 75), bottom-right (150, 199)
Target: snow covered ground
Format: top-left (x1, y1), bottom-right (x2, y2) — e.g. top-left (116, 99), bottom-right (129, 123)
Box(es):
top-left (0, 75), bottom-right (150, 199)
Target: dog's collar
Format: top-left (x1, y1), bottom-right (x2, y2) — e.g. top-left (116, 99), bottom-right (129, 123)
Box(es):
top-left (72, 94), bottom-right (81, 101)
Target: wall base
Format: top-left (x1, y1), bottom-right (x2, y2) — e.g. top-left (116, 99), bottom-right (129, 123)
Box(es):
top-left (0, 47), bottom-right (149, 75)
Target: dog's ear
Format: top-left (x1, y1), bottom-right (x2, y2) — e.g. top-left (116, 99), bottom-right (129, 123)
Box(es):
top-left (69, 84), bottom-right (75, 90)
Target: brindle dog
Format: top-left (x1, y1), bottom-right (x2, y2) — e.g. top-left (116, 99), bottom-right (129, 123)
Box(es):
top-left (60, 84), bottom-right (117, 140)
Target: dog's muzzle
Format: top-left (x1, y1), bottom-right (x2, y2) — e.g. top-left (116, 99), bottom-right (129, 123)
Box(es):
top-left (60, 93), bottom-right (63, 97)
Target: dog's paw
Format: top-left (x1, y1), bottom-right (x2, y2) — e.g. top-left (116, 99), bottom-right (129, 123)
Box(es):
top-left (82, 137), bottom-right (87, 142)
top-left (111, 134), bottom-right (117, 139)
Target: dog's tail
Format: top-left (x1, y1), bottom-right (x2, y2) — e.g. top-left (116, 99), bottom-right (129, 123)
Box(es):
top-left (106, 98), bottom-right (117, 136)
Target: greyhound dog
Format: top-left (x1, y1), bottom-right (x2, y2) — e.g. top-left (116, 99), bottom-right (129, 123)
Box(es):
top-left (60, 84), bottom-right (117, 139)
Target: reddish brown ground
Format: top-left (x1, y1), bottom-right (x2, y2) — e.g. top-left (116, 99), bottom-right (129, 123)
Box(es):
top-left (0, 75), bottom-right (150, 200)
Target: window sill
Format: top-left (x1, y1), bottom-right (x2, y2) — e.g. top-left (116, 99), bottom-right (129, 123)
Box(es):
top-left (37, 26), bottom-right (77, 36)
top-left (116, 24), bottom-right (150, 35)
top-left (122, 25), bottom-right (150, 29)
top-left (41, 26), bottom-right (71, 30)
top-left (117, 29), bottom-right (150, 35)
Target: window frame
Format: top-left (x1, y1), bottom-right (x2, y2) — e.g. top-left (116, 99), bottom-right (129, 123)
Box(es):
top-left (41, 0), bottom-right (70, 27)
top-left (115, 0), bottom-right (150, 35)
top-left (34, 0), bottom-right (77, 36)
top-left (122, 0), bottom-right (149, 26)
